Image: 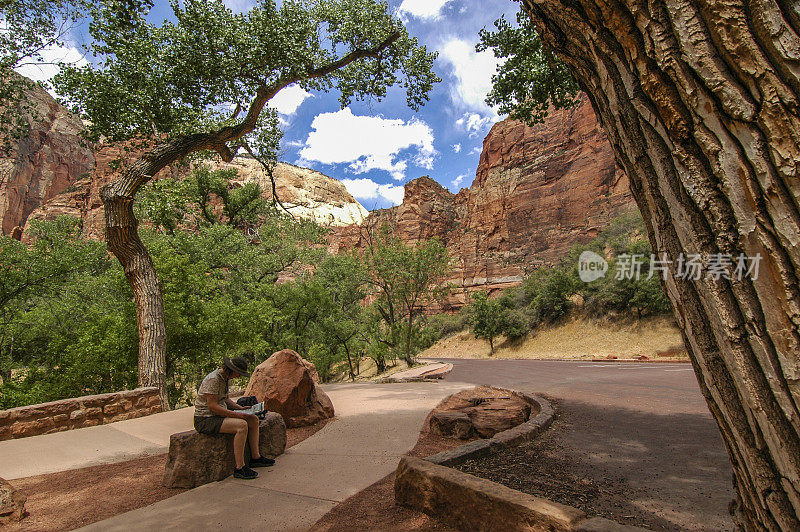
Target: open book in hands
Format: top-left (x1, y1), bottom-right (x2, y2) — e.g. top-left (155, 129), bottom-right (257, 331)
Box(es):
top-left (240, 401), bottom-right (266, 416)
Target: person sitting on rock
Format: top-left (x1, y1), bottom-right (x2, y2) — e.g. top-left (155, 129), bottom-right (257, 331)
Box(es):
top-left (194, 356), bottom-right (274, 479)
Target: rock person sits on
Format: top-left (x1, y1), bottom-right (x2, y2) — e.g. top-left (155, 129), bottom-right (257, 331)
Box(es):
top-left (194, 356), bottom-right (274, 479)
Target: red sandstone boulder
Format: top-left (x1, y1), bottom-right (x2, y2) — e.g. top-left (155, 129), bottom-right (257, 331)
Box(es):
top-left (162, 412), bottom-right (286, 489)
top-left (245, 350), bottom-right (334, 428)
top-left (429, 411), bottom-right (475, 440)
top-left (424, 386), bottom-right (532, 439)
top-left (0, 477), bottom-right (26, 524)
top-left (467, 399), bottom-right (531, 438)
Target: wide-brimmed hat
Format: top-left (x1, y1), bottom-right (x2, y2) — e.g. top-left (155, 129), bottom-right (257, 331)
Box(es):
top-left (223, 356), bottom-right (251, 377)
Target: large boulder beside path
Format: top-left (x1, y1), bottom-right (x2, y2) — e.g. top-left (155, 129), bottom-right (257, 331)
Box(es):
top-left (163, 412), bottom-right (286, 489)
top-left (245, 349), bottom-right (335, 428)
top-left (0, 476), bottom-right (26, 524)
top-left (425, 386), bottom-right (533, 439)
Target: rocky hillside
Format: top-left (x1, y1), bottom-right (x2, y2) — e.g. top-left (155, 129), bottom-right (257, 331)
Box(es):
top-left (330, 94), bottom-right (635, 307)
top-left (0, 75), bottom-right (367, 239)
top-left (3, 77), bottom-right (635, 310)
top-left (15, 153), bottom-right (368, 240)
top-left (0, 71), bottom-right (94, 239)
top-left (219, 158), bottom-right (367, 227)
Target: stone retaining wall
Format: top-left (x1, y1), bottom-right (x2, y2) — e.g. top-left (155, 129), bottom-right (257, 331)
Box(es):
top-left (396, 390), bottom-right (648, 531)
top-left (0, 387), bottom-right (162, 441)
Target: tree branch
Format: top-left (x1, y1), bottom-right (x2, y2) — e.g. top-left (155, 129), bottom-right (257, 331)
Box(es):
top-left (305, 32), bottom-right (401, 79)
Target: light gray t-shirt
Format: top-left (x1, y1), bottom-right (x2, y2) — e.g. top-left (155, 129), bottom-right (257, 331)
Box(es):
top-left (194, 369), bottom-right (229, 418)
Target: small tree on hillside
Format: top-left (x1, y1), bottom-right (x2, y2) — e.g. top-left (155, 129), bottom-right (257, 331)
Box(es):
top-left (470, 291), bottom-right (527, 356)
top-left (469, 291), bottom-right (503, 356)
top-left (47, 0), bottom-right (439, 404)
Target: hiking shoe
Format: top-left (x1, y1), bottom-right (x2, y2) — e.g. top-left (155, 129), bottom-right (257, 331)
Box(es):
top-left (249, 456), bottom-right (275, 468)
top-left (234, 466), bottom-right (258, 479)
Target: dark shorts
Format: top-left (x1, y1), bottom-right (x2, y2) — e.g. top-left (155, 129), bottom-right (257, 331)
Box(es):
top-left (194, 415), bottom-right (225, 435)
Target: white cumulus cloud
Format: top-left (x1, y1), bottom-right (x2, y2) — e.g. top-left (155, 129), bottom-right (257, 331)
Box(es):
top-left (14, 42), bottom-right (89, 86)
top-left (397, 0), bottom-right (453, 19)
top-left (268, 84), bottom-right (312, 116)
top-left (455, 112), bottom-right (493, 137)
top-left (439, 38), bottom-right (501, 118)
top-left (298, 108), bottom-right (436, 181)
top-left (341, 178), bottom-right (405, 206)
top-left (452, 143), bottom-right (461, 153)
top-left (452, 174), bottom-right (467, 188)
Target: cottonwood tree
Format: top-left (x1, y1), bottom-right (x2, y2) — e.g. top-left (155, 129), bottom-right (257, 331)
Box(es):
top-left (53, 0), bottom-right (439, 406)
top-left (364, 231), bottom-right (451, 367)
top-left (469, 292), bottom-right (506, 356)
top-left (484, 2), bottom-right (800, 528)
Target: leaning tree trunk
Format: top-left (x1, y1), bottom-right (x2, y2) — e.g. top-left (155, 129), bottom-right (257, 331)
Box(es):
top-left (95, 36), bottom-right (402, 410)
top-left (100, 135), bottom-right (246, 409)
top-left (103, 182), bottom-right (169, 409)
top-left (521, 0), bottom-right (800, 528)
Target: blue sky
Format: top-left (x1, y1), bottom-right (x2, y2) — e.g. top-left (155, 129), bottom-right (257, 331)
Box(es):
top-left (16, 0), bottom-right (520, 210)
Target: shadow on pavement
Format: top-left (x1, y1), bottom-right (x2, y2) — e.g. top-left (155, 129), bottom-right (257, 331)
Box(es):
top-left (458, 398), bottom-right (734, 531)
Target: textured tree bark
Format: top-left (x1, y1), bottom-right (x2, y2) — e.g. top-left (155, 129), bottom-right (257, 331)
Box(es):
top-left (521, 0), bottom-right (800, 528)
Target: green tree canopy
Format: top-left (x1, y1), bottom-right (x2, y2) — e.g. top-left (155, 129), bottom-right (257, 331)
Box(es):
top-left (55, 0), bottom-right (439, 160)
top-left (478, 7), bottom-right (579, 125)
top-left (365, 233), bottom-right (451, 366)
top-left (0, 1), bottom-right (152, 150)
top-left (41, 0), bottom-right (440, 403)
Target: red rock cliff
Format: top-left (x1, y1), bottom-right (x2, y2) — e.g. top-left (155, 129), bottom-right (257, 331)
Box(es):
top-left (0, 72), bottom-right (94, 238)
top-left (330, 94), bottom-right (635, 307)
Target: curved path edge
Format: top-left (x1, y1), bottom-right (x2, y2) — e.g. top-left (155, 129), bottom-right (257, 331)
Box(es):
top-left (395, 390), bottom-right (649, 531)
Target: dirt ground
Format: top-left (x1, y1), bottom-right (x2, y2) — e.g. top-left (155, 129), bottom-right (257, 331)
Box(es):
top-left (7, 420), bottom-right (329, 531)
top-left (420, 315), bottom-right (688, 360)
top-left (456, 399), bottom-right (732, 530)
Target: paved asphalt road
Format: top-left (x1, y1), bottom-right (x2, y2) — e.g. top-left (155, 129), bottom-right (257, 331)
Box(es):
top-left (431, 358), bottom-right (734, 530)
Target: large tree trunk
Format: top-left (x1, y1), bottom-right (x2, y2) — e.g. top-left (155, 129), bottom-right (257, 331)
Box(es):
top-left (103, 186), bottom-right (168, 408)
top-left (101, 135), bottom-right (239, 409)
top-left (521, 0), bottom-right (800, 528)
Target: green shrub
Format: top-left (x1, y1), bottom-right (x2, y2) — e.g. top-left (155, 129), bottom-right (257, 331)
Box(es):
top-left (428, 310), bottom-right (471, 339)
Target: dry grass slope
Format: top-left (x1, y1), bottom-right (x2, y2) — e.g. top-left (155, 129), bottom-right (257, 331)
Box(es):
top-left (420, 315), bottom-right (687, 360)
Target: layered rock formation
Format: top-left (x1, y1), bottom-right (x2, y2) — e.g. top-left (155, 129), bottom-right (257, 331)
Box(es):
top-left (221, 158), bottom-right (368, 226)
top-left (4, 80), bottom-right (634, 313)
top-left (330, 94), bottom-right (635, 306)
top-left (18, 154), bottom-right (368, 240)
top-left (20, 141), bottom-right (184, 241)
top-left (0, 72), bottom-right (94, 238)
top-left (0, 75), bottom-right (367, 238)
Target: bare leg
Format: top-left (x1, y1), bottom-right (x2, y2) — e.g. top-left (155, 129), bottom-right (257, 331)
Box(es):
top-left (219, 417), bottom-right (248, 469)
top-left (246, 415), bottom-right (261, 459)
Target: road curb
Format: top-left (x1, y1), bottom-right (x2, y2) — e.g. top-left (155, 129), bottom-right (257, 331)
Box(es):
top-left (378, 362), bottom-right (454, 383)
top-left (395, 389), bottom-right (649, 531)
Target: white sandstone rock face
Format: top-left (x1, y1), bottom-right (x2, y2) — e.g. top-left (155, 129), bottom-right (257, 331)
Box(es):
top-left (218, 158), bottom-right (368, 227)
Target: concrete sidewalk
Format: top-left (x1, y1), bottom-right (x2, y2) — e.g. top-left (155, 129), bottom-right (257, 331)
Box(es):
top-left (0, 407), bottom-right (196, 480)
top-left (78, 381), bottom-right (470, 531)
